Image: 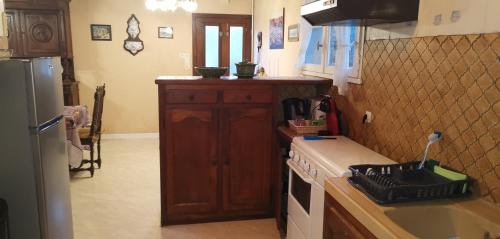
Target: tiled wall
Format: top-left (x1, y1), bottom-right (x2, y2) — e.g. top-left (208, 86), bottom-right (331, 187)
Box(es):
top-left (335, 33), bottom-right (500, 204)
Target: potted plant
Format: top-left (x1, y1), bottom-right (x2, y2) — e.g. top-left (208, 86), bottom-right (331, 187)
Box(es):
top-left (235, 60), bottom-right (257, 78)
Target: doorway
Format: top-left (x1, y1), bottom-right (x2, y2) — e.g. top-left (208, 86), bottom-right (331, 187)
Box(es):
top-left (192, 14), bottom-right (252, 76)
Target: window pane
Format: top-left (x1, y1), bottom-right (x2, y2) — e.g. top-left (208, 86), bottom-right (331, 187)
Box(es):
top-left (229, 26), bottom-right (244, 75)
top-left (205, 26), bottom-right (219, 67)
top-left (348, 26), bottom-right (357, 68)
top-left (327, 26), bottom-right (337, 66)
top-left (305, 27), bottom-right (323, 65)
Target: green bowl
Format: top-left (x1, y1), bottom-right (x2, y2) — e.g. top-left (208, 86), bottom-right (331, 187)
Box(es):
top-left (195, 67), bottom-right (228, 78)
top-left (235, 63), bottom-right (257, 76)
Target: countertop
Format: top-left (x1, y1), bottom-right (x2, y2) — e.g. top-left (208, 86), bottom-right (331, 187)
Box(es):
top-left (325, 177), bottom-right (500, 239)
top-left (155, 75), bottom-right (333, 85)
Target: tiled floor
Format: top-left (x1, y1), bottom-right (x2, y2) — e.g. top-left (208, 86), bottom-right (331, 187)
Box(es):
top-left (70, 138), bottom-right (280, 239)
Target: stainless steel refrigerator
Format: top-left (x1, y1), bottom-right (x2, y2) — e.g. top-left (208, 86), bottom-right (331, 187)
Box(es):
top-left (0, 57), bottom-right (74, 239)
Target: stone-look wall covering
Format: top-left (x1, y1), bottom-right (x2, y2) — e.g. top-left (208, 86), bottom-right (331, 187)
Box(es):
top-left (335, 33), bottom-right (500, 203)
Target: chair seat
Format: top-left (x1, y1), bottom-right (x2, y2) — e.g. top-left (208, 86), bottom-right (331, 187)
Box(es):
top-left (78, 127), bottom-right (98, 144)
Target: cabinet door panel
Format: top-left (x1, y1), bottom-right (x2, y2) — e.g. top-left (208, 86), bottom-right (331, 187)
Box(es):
top-left (21, 10), bottom-right (63, 56)
top-left (165, 109), bottom-right (218, 215)
top-left (324, 194), bottom-right (376, 239)
top-left (222, 107), bottom-right (272, 212)
top-left (6, 11), bottom-right (22, 56)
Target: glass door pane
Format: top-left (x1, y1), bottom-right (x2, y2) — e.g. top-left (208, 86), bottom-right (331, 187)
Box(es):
top-left (205, 26), bottom-right (219, 67)
top-left (229, 26), bottom-right (244, 75)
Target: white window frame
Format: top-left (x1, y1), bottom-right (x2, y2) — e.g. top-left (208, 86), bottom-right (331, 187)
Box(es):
top-left (302, 25), bottom-right (365, 84)
top-left (302, 26), bottom-right (325, 73)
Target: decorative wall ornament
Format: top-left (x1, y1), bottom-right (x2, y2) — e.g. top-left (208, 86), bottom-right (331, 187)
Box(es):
top-left (123, 14), bottom-right (144, 56)
top-left (90, 24), bottom-right (112, 41)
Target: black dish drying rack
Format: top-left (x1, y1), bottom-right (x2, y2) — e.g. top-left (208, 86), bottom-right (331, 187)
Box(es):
top-left (348, 161), bottom-right (472, 204)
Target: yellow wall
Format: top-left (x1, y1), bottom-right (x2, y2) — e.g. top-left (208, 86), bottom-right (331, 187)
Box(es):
top-left (70, 0), bottom-right (252, 134)
top-left (253, 0), bottom-right (302, 77)
top-left (253, 0), bottom-right (500, 76)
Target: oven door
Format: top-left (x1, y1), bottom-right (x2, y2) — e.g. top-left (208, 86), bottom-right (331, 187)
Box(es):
top-left (287, 159), bottom-right (313, 239)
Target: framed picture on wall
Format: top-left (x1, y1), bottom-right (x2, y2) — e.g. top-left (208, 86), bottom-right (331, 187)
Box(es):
top-left (269, 8), bottom-right (285, 49)
top-left (90, 24), bottom-right (112, 41)
top-left (288, 24), bottom-right (299, 42)
top-left (158, 27), bottom-right (174, 39)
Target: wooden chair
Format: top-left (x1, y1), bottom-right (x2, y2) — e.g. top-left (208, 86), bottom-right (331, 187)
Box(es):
top-left (72, 85), bottom-right (105, 177)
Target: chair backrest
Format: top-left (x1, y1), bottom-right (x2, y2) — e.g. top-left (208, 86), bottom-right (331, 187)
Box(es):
top-left (88, 84), bottom-right (106, 139)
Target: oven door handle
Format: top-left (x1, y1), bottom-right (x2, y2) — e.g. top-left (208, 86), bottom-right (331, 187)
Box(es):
top-left (287, 159), bottom-right (314, 184)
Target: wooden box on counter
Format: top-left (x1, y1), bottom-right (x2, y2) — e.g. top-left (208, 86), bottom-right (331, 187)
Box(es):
top-left (155, 76), bottom-right (332, 225)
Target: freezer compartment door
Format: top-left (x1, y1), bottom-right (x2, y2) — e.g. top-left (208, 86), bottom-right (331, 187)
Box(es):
top-left (28, 57), bottom-right (65, 126)
top-left (34, 117), bottom-right (74, 239)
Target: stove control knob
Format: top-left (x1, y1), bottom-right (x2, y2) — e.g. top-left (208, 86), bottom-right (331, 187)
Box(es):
top-left (301, 160), bottom-right (309, 171)
top-left (304, 162), bottom-right (311, 171)
top-left (288, 150), bottom-right (295, 159)
top-left (293, 154), bottom-right (300, 162)
top-left (310, 168), bottom-right (318, 178)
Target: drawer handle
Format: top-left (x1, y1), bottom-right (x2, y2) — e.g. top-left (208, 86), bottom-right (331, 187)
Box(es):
top-left (246, 95), bottom-right (252, 101)
top-left (188, 95), bottom-right (195, 101)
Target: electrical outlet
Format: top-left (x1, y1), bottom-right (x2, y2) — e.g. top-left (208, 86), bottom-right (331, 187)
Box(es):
top-left (363, 111), bottom-right (373, 124)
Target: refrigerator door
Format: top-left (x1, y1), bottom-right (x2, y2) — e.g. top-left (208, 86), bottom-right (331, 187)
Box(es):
top-left (27, 57), bottom-right (65, 127)
top-left (32, 118), bottom-right (74, 239)
top-left (0, 199), bottom-right (9, 239)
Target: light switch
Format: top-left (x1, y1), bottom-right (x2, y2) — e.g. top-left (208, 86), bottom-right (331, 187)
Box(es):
top-left (451, 10), bottom-right (461, 23)
top-left (433, 14), bottom-right (442, 26)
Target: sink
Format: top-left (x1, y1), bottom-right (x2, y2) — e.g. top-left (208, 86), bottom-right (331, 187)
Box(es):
top-left (384, 205), bottom-right (500, 239)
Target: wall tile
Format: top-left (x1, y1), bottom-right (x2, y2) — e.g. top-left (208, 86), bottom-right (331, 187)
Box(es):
top-left (335, 33), bottom-right (500, 204)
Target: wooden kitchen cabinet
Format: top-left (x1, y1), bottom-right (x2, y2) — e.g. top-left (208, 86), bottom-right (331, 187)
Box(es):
top-left (156, 76), bottom-right (333, 226)
top-left (158, 85), bottom-right (274, 225)
top-left (222, 107), bottom-right (272, 212)
top-left (165, 108), bottom-right (219, 216)
top-left (13, 10), bottom-right (65, 57)
top-left (324, 193), bottom-right (376, 239)
top-left (6, 0), bottom-right (79, 105)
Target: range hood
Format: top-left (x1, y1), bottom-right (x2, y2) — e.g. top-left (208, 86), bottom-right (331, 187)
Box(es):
top-left (301, 0), bottom-right (420, 26)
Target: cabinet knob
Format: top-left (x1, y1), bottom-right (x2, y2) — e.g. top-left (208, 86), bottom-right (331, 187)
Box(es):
top-left (188, 95), bottom-right (195, 101)
top-left (246, 95), bottom-right (252, 101)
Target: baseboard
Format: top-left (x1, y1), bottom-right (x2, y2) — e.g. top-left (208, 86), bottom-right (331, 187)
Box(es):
top-left (101, 133), bottom-right (159, 140)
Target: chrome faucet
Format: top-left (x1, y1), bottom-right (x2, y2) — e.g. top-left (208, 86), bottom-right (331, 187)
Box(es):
top-left (418, 131), bottom-right (443, 170)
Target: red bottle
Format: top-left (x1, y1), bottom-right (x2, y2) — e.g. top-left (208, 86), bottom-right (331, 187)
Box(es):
top-left (326, 98), bottom-right (340, 136)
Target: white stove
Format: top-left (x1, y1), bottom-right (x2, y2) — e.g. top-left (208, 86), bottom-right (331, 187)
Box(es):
top-left (286, 136), bottom-right (394, 239)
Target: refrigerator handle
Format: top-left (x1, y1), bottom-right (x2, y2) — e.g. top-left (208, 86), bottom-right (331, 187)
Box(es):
top-left (31, 116), bottom-right (64, 135)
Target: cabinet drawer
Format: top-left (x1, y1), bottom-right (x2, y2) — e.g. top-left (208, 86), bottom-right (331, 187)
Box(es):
top-left (166, 90), bottom-right (218, 104)
top-left (223, 89), bottom-right (272, 104)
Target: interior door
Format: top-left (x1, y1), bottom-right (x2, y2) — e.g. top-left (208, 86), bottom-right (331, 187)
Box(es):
top-left (222, 107), bottom-right (272, 212)
top-left (193, 14), bottom-right (252, 75)
top-left (165, 108), bottom-right (219, 215)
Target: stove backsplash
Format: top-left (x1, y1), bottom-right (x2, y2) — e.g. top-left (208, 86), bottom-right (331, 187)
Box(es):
top-left (333, 33), bottom-right (500, 204)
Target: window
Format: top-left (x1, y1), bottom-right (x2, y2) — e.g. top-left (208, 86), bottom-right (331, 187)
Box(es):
top-left (302, 24), bottom-right (364, 83)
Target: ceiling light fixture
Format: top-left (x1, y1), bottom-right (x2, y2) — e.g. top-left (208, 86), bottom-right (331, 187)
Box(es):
top-left (145, 0), bottom-right (198, 12)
